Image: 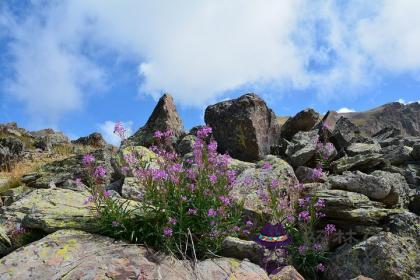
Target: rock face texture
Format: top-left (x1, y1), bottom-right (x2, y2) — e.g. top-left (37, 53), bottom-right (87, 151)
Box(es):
top-left (72, 132), bottom-right (107, 148)
top-left (205, 93), bottom-right (280, 162)
top-left (280, 108), bottom-right (320, 140)
top-left (0, 137), bottom-right (24, 171)
top-left (0, 229), bottom-right (269, 280)
top-left (339, 101), bottom-right (420, 136)
top-left (128, 93), bottom-right (184, 147)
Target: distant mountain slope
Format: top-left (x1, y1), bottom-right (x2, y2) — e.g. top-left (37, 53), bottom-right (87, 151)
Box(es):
top-left (338, 102), bottom-right (420, 136)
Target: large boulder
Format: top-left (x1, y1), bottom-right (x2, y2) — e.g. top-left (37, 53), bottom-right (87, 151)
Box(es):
top-left (21, 147), bottom-right (116, 189)
top-left (329, 171), bottom-right (410, 206)
top-left (31, 128), bottom-right (69, 151)
top-left (326, 232), bottom-right (418, 280)
top-left (230, 156), bottom-right (298, 216)
top-left (72, 132), bottom-right (107, 148)
top-left (0, 137), bottom-right (24, 171)
top-left (285, 130), bottom-right (319, 168)
top-left (204, 93), bottom-right (281, 162)
top-left (0, 229), bottom-right (269, 280)
top-left (127, 93), bottom-right (184, 148)
top-left (0, 188), bottom-right (95, 233)
top-left (221, 237), bottom-right (264, 264)
top-left (346, 142), bottom-right (381, 156)
top-left (280, 108), bottom-right (320, 140)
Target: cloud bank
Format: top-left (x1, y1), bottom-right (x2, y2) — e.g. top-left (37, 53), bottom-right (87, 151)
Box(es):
top-left (1, 0), bottom-right (420, 125)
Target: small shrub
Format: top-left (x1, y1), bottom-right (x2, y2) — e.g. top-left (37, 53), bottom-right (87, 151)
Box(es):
top-left (83, 124), bottom-right (245, 259)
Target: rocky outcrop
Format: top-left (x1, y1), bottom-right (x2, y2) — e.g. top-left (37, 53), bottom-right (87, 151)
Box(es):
top-left (330, 117), bottom-right (369, 151)
top-left (0, 229), bottom-right (269, 280)
top-left (72, 132), bottom-right (107, 148)
top-left (326, 232), bottom-right (418, 280)
top-left (204, 93), bottom-right (280, 162)
top-left (31, 128), bottom-right (69, 151)
top-left (338, 101), bottom-right (420, 136)
top-left (21, 147), bottom-right (116, 189)
top-left (280, 108), bottom-right (320, 140)
top-left (127, 93), bottom-right (184, 148)
top-left (0, 137), bottom-right (24, 171)
top-left (331, 152), bottom-right (385, 174)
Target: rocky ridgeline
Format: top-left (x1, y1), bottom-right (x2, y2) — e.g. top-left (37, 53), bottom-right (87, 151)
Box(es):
top-left (0, 93), bottom-right (419, 280)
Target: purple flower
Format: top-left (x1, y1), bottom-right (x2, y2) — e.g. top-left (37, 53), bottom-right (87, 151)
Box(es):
top-left (226, 170), bottom-right (237, 184)
top-left (163, 130), bottom-right (173, 138)
top-left (313, 243), bottom-right (322, 251)
top-left (83, 195), bottom-right (94, 205)
top-left (153, 130), bottom-right (164, 139)
top-left (113, 122), bottom-right (126, 139)
top-left (262, 161), bottom-right (272, 170)
top-left (315, 198), bottom-right (326, 209)
top-left (243, 176), bottom-right (253, 186)
top-left (180, 195), bottom-right (187, 202)
top-left (207, 208), bottom-right (217, 217)
top-left (270, 179), bottom-right (280, 190)
top-left (242, 229), bottom-right (250, 235)
top-left (298, 198), bottom-right (306, 208)
top-left (208, 140), bottom-right (217, 152)
top-left (298, 211), bottom-right (310, 222)
top-left (246, 220), bottom-right (254, 227)
top-left (233, 226), bottom-right (240, 232)
top-left (187, 208), bottom-right (198, 215)
top-left (286, 215), bottom-right (295, 222)
top-left (325, 224), bottom-right (336, 236)
top-left (111, 221), bottom-right (120, 227)
top-left (209, 174), bottom-right (217, 185)
top-left (123, 153), bottom-right (138, 165)
top-left (74, 178), bottom-right (82, 187)
top-left (82, 154), bottom-right (95, 165)
top-left (209, 220), bottom-right (216, 226)
top-left (257, 189), bottom-right (269, 203)
top-left (298, 245), bottom-right (307, 255)
top-left (163, 227), bottom-right (173, 237)
top-left (151, 169), bottom-right (167, 181)
top-left (219, 195), bottom-right (231, 206)
top-left (197, 126), bottom-right (212, 139)
top-left (94, 166), bottom-right (107, 178)
top-left (169, 164), bottom-right (183, 173)
top-left (312, 167), bottom-right (324, 180)
top-left (316, 263), bottom-right (325, 272)
top-left (121, 166), bottom-right (130, 175)
top-left (188, 184), bottom-right (196, 192)
top-left (103, 190), bottom-right (111, 198)
top-left (168, 217), bottom-right (177, 225)
top-left (316, 212), bottom-right (326, 218)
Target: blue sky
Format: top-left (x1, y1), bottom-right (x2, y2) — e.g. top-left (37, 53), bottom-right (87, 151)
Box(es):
top-left (1, 1), bottom-right (420, 145)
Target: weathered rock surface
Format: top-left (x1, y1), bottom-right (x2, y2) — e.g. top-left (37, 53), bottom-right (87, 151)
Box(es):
top-left (0, 188), bottom-right (95, 233)
top-left (177, 134), bottom-right (197, 156)
top-left (330, 117), bottom-right (366, 151)
top-left (346, 142), bottom-right (381, 156)
top-left (231, 156), bottom-right (298, 216)
top-left (21, 147), bottom-right (116, 189)
top-left (31, 128), bottom-right (69, 151)
top-left (329, 170), bottom-right (410, 206)
top-left (72, 132), bottom-right (107, 148)
top-left (326, 232), bottom-right (418, 280)
top-left (285, 130), bottom-right (319, 168)
top-left (221, 237), bottom-right (263, 264)
top-left (204, 93), bottom-right (280, 162)
top-left (270, 266), bottom-right (305, 280)
top-left (412, 143), bottom-right (420, 160)
top-left (295, 166), bottom-right (326, 183)
top-left (381, 144), bottom-right (413, 165)
top-left (281, 108), bottom-right (320, 140)
top-left (127, 93), bottom-right (184, 148)
top-left (0, 137), bottom-right (24, 171)
top-left (331, 152), bottom-right (385, 174)
top-left (0, 229), bottom-right (269, 280)
top-left (121, 176), bottom-right (144, 201)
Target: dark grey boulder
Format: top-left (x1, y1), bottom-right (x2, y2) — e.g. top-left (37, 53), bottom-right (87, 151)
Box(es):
top-left (280, 108), bottom-right (319, 140)
top-left (204, 93), bottom-right (280, 162)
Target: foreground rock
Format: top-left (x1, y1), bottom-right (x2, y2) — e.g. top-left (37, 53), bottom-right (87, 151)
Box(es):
top-left (127, 93), bottom-right (184, 148)
top-left (285, 130), bottom-right (318, 168)
top-left (231, 156), bottom-right (298, 216)
top-left (280, 108), bottom-right (319, 140)
top-left (0, 188), bottom-right (95, 233)
top-left (205, 93), bottom-right (280, 162)
top-left (0, 229), bottom-right (269, 280)
top-left (326, 232), bottom-right (418, 280)
top-left (270, 266), bottom-right (304, 280)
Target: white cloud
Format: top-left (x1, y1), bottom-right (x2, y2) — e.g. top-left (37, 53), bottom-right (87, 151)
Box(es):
top-left (98, 120), bottom-right (133, 146)
top-left (2, 0), bottom-right (420, 126)
top-left (337, 107), bottom-right (356, 113)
